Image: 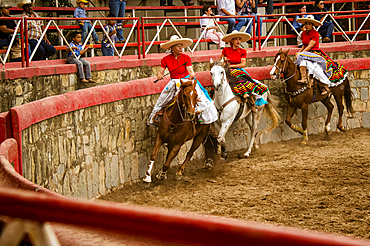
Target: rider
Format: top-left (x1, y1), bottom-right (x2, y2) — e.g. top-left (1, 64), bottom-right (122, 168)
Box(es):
top-left (220, 31), bottom-right (269, 112)
top-left (147, 35), bottom-right (217, 126)
top-left (295, 15), bottom-right (348, 95)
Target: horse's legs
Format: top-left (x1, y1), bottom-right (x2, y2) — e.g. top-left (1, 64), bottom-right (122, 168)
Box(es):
top-left (155, 144), bottom-right (181, 180)
top-left (320, 96), bottom-right (334, 135)
top-left (244, 108), bottom-right (263, 157)
top-left (333, 90), bottom-right (346, 131)
top-left (217, 119), bottom-right (233, 146)
top-left (300, 103), bottom-right (309, 144)
top-left (286, 104), bottom-right (303, 134)
top-left (176, 125), bottom-right (210, 180)
top-left (143, 133), bottom-right (163, 183)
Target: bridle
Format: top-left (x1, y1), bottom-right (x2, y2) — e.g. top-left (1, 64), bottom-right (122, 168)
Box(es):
top-left (273, 55), bottom-right (297, 83)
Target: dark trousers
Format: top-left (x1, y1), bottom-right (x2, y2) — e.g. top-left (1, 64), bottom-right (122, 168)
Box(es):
top-left (252, 0), bottom-right (273, 15)
top-left (318, 23), bottom-right (334, 41)
top-left (28, 39), bottom-right (56, 61)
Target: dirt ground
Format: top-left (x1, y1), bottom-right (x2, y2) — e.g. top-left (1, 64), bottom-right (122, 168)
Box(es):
top-left (100, 127), bottom-right (370, 241)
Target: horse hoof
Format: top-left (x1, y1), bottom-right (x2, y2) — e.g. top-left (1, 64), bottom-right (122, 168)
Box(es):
top-left (205, 158), bottom-right (213, 168)
top-left (244, 152), bottom-right (250, 158)
top-left (175, 174), bottom-right (182, 181)
top-left (337, 126), bottom-right (346, 132)
top-left (156, 170), bottom-right (167, 180)
top-left (143, 175), bottom-right (152, 183)
top-left (300, 140), bottom-right (307, 145)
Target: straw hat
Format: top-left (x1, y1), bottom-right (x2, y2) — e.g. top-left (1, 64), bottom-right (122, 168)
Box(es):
top-left (76, 0), bottom-right (89, 4)
top-left (297, 15), bottom-right (322, 26)
top-left (17, 0), bottom-right (32, 8)
top-left (160, 35), bottom-right (193, 50)
top-left (0, 1), bottom-right (12, 8)
top-left (222, 30), bottom-right (251, 43)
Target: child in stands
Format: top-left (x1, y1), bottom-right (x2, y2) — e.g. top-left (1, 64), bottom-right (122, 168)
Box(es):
top-left (74, 0), bottom-right (100, 44)
top-left (66, 31), bottom-right (96, 83)
top-left (101, 14), bottom-right (117, 56)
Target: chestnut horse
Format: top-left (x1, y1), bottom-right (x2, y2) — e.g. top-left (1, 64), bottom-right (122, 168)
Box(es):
top-left (270, 49), bottom-right (354, 144)
top-left (143, 79), bottom-right (210, 183)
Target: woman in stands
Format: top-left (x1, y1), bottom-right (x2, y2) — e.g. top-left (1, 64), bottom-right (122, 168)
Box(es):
top-left (295, 15), bottom-right (347, 95)
top-left (220, 31), bottom-right (269, 112)
top-left (311, 0), bottom-right (334, 43)
top-left (200, 5), bottom-right (225, 49)
top-left (147, 35), bottom-right (217, 126)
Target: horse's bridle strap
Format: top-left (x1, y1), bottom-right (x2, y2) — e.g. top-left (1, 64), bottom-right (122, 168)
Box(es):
top-left (220, 96), bottom-right (238, 111)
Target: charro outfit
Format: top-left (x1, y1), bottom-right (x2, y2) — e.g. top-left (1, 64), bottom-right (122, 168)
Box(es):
top-left (295, 26), bottom-right (347, 87)
top-left (147, 52), bottom-right (217, 125)
top-left (222, 46), bottom-right (268, 105)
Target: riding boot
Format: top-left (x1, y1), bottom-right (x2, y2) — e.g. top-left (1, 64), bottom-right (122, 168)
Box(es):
top-left (297, 66), bottom-right (308, 84)
top-left (321, 85), bottom-right (330, 95)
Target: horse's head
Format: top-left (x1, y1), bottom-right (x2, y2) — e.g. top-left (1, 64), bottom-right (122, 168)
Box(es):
top-left (179, 79), bottom-right (198, 121)
top-left (270, 48), bottom-right (290, 80)
top-left (210, 58), bottom-right (227, 91)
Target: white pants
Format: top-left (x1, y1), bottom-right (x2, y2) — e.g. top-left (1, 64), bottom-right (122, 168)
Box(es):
top-left (300, 59), bottom-right (332, 86)
top-left (147, 79), bottom-right (218, 125)
top-left (206, 32), bottom-right (225, 48)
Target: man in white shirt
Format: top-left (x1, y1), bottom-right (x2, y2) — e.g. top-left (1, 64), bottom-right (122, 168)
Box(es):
top-left (217, 0), bottom-right (247, 33)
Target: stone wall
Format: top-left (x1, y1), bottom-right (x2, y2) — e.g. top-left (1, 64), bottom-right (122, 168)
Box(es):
top-left (20, 68), bottom-right (370, 199)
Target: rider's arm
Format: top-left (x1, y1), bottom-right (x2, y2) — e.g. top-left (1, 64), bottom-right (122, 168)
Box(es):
top-left (157, 67), bottom-right (165, 80)
top-left (302, 40), bottom-right (316, 52)
top-left (187, 66), bottom-right (195, 79)
top-left (229, 58), bottom-right (246, 68)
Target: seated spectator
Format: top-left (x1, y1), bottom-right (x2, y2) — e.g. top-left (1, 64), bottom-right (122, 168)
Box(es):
top-left (200, 5), bottom-right (225, 49)
top-left (217, 0), bottom-right (247, 34)
top-left (235, 0), bottom-right (262, 38)
top-left (252, 0), bottom-right (273, 15)
top-left (74, 0), bottom-right (100, 44)
top-left (160, 0), bottom-right (174, 6)
top-left (311, 0), bottom-right (334, 43)
top-left (66, 31), bottom-right (95, 83)
top-left (292, 4), bottom-right (308, 47)
top-left (0, 1), bottom-right (16, 49)
top-left (19, 0), bottom-right (56, 61)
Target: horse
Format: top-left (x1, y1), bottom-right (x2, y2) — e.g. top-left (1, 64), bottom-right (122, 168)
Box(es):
top-left (210, 58), bottom-right (280, 157)
top-left (143, 79), bottom-right (210, 183)
top-left (270, 49), bottom-right (354, 144)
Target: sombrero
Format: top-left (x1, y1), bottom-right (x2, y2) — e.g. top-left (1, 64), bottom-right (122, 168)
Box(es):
top-left (297, 15), bottom-right (322, 26)
top-left (0, 1), bottom-right (12, 8)
top-left (222, 30), bottom-right (251, 43)
top-left (160, 35), bottom-right (193, 50)
top-left (17, 0), bottom-right (32, 8)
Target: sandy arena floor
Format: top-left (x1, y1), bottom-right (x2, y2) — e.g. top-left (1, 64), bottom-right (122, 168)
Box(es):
top-left (100, 127), bottom-right (370, 241)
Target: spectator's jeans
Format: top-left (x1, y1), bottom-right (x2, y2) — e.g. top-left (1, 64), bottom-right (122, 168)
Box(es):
top-left (252, 0), bottom-right (273, 15)
top-left (80, 22), bottom-right (100, 43)
top-left (0, 39), bottom-right (10, 49)
top-left (223, 17), bottom-right (247, 34)
top-left (109, 0), bottom-right (126, 41)
top-left (318, 22), bottom-right (334, 41)
top-left (160, 0), bottom-right (173, 5)
top-left (66, 56), bottom-right (92, 80)
top-left (101, 44), bottom-right (114, 56)
top-left (244, 14), bottom-right (263, 36)
top-left (28, 39), bottom-right (56, 61)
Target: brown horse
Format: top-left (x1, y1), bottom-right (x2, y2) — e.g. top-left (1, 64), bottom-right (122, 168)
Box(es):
top-left (143, 79), bottom-right (210, 183)
top-left (270, 49), bottom-right (354, 144)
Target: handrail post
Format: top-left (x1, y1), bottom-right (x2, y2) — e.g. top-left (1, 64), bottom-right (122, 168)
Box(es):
top-left (25, 17), bottom-right (29, 67)
top-left (21, 16), bottom-right (25, 68)
top-left (141, 17), bottom-right (145, 59)
top-left (258, 15), bottom-right (261, 51)
top-left (137, 17), bottom-right (141, 59)
top-left (253, 17), bottom-right (256, 51)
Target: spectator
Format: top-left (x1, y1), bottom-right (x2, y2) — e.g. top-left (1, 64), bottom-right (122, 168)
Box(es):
top-left (19, 0), bottom-right (56, 61)
top-left (235, 0), bottom-right (262, 38)
top-left (200, 5), bottom-right (225, 49)
top-left (74, 0), bottom-right (100, 44)
top-left (66, 31), bottom-right (95, 83)
top-left (160, 0), bottom-right (174, 6)
top-left (109, 0), bottom-right (126, 42)
top-left (217, 0), bottom-right (247, 34)
top-left (252, 0), bottom-right (273, 15)
top-left (292, 4), bottom-right (308, 47)
top-left (311, 0), bottom-right (334, 43)
top-left (0, 1), bottom-right (16, 49)
top-left (181, 0), bottom-right (194, 6)
top-left (101, 13), bottom-right (130, 56)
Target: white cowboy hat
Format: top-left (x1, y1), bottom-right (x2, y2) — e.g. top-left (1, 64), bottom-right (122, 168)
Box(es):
top-left (297, 15), bottom-right (322, 26)
top-left (17, 0), bottom-right (33, 8)
top-left (160, 35), bottom-right (193, 50)
top-left (222, 30), bottom-right (251, 43)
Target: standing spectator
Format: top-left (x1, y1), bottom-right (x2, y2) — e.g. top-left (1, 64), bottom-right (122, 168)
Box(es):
top-left (200, 5), bottom-right (225, 49)
top-left (66, 31), bottom-right (95, 83)
top-left (109, 0), bottom-right (126, 42)
top-left (101, 13), bottom-right (130, 56)
top-left (74, 0), bottom-right (100, 44)
top-left (292, 4), bottom-right (308, 47)
top-left (19, 0), bottom-right (56, 61)
top-left (311, 0), bottom-right (334, 43)
top-left (235, 0), bottom-right (262, 38)
top-left (252, 0), bottom-right (273, 15)
top-left (0, 1), bottom-right (16, 49)
top-left (217, 0), bottom-right (247, 34)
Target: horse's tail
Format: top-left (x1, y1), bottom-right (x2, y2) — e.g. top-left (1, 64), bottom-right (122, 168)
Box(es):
top-left (344, 78), bottom-right (355, 115)
top-left (264, 91), bottom-right (281, 132)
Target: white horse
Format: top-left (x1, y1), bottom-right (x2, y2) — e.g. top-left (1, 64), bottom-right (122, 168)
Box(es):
top-left (210, 58), bottom-right (280, 157)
